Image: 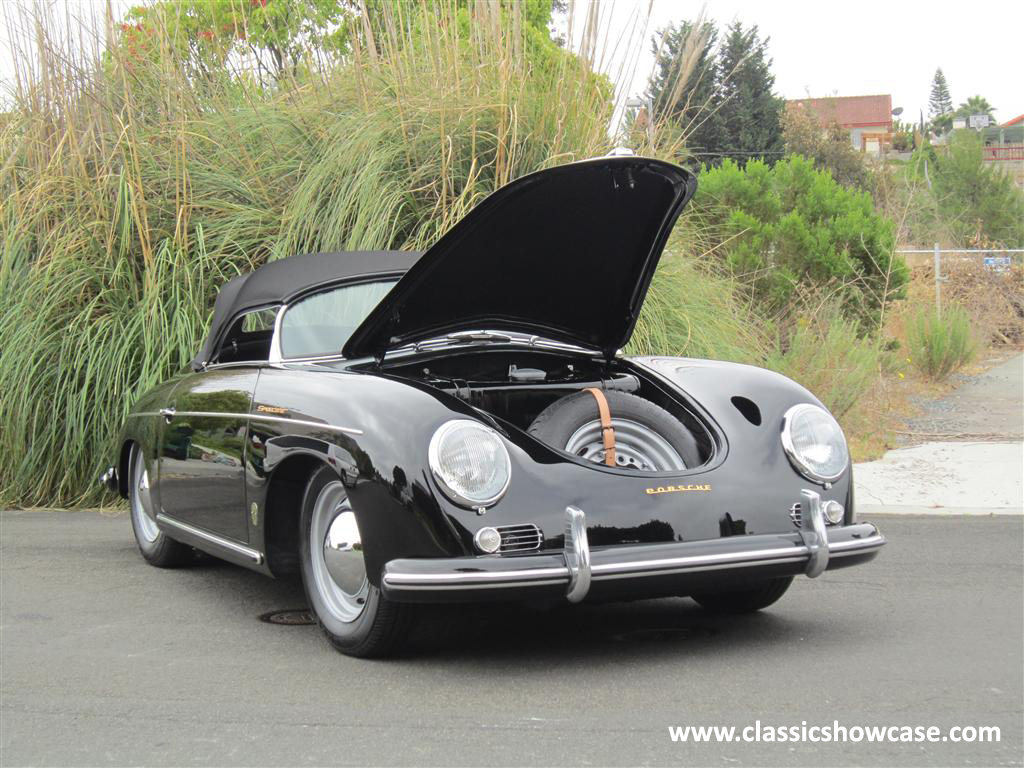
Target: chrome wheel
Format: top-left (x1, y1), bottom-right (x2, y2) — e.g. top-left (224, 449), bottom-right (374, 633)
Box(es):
top-left (565, 418), bottom-right (686, 471)
top-left (130, 447), bottom-right (160, 544)
top-left (309, 481), bottom-right (368, 624)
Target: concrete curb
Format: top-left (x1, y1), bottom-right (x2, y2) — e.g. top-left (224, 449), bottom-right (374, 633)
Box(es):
top-left (859, 504), bottom-right (1022, 517)
top-left (854, 441), bottom-right (1023, 516)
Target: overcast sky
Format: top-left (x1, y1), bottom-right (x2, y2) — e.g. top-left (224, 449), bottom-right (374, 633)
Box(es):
top-left (2, 0), bottom-right (1021, 125)
top-left (602, 0), bottom-right (1022, 124)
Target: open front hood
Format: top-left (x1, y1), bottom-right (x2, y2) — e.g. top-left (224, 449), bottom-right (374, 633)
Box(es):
top-left (344, 156), bottom-right (697, 361)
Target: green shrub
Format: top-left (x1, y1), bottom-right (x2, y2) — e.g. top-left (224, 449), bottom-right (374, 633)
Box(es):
top-left (694, 155), bottom-right (907, 328)
top-left (907, 305), bottom-right (976, 380)
top-left (766, 310), bottom-right (880, 419)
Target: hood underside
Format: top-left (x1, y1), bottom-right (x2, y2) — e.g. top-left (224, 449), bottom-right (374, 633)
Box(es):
top-left (344, 156), bottom-right (697, 361)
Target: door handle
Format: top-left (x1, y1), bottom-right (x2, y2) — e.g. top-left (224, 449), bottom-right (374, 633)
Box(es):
top-left (159, 407), bottom-right (176, 422)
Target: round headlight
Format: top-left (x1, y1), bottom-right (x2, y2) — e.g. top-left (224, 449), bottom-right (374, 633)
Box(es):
top-left (781, 404), bottom-right (849, 483)
top-left (428, 420), bottom-right (511, 508)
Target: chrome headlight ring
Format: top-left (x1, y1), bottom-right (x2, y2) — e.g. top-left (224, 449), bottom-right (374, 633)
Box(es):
top-left (428, 419), bottom-right (512, 510)
top-left (780, 403), bottom-right (850, 485)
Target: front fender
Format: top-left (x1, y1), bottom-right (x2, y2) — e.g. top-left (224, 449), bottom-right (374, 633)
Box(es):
top-left (250, 366), bottom-right (490, 585)
top-left (630, 356), bottom-right (854, 523)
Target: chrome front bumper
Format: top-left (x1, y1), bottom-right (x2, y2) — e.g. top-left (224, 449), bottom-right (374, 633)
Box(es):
top-left (380, 489), bottom-right (885, 603)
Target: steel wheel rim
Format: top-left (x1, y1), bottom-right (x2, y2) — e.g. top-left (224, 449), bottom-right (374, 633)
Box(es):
top-left (310, 481), bottom-right (368, 624)
top-left (130, 449), bottom-right (160, 543)
top-left (565, 418), bottom-right (686, 472)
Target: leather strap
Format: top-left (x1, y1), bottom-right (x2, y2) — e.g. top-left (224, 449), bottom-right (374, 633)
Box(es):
top-left (583, 387), bottom-right (616, 467)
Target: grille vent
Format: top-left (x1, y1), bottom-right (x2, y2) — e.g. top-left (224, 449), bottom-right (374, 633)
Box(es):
top-left (496, 524), bottom-right (543, 554)
top-left (789, 502), bottom-right (802, 528)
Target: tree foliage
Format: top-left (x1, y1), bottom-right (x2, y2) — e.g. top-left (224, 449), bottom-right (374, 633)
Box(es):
top-left (120, 0), bottom-right (353, 83)
top-left (647, 20), bottom-right (721, 155)
top-left (954, 95), bottom-right (996, 122)
top-left (928, 68), bottom-right (953, 134)
top-left (695, 155), bottom-right (905, 326)
top-left (910, 133), bottom-right (1024, 247)
top-left (715, 22), bottom-right (784, 162)
top-left (647, 19), bottom-right (782, 163)
top-left (781, 102), bottom-right (871, 190)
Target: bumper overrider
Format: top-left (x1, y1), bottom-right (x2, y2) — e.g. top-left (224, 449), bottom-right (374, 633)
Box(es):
top-left (380, 489), bottom-right (885, 603)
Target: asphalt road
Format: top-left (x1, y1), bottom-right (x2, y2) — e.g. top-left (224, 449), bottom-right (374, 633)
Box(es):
top-left (1, 510), bottom-right (1021, 767)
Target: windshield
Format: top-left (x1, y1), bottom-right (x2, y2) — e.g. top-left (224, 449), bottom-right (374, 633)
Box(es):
top-left (279, 280), bottom-right (396, 359)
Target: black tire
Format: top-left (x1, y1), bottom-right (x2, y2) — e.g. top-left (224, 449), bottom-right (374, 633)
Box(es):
top-left (299, 465), bottom-right (416, 658)
top-left (128, 444), bottom-right (193, 568)
top-left (528, 390), bottom-right (701, 469)
top-left (692, 577), bottom-right (793, 614)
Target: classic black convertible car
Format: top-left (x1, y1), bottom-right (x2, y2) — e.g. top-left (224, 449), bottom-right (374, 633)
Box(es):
top-left (104, 155), bottom-right (884, 657)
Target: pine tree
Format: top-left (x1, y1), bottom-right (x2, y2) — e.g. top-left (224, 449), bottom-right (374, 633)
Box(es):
top-left (645, 19), bottom-right (782, 164)
top-left (928, 68), bottom-right (953, 133)
top-left (715, 22), bottom-right (784, 163)
top-left (646, 20), bottom-right (721, 156)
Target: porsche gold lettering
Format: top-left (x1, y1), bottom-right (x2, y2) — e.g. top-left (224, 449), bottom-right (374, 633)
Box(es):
top-left (645, 484), bottom-right (712, 495)
top-left (256, 405), bottom-right (288, 415)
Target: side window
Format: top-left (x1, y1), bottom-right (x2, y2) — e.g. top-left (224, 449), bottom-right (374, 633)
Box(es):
top-left (214, 306), bottom-right (279, 364)
top-left (242, 309), bottom-right (277, 333)
top-left (279, 281), bottom-right (395, 359)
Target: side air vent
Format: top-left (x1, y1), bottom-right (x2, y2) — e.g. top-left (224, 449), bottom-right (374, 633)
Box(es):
top-left (731, 395), bottom-right (762, 426)
top-left (496, 524), bottom-right (543, 554)
top-left (789, 502), bottom-right (802, 528)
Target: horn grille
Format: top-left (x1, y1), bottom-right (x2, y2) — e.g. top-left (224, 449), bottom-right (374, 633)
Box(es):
top-left (496, 524), bottom-right (543, 554)
top-left (789, 502), bottom-right (802, 528)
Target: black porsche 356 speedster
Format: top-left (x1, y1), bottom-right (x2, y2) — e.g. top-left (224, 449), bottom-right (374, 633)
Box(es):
top-left (103, 155), bottom-right (884, 657)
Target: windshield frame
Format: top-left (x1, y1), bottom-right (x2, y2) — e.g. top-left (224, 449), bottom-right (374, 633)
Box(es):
top-left (268, 275), bottom-right (401, 364)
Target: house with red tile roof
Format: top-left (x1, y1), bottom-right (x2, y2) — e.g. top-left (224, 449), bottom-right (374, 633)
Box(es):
top-left (787, 94), bottom-right (894, 153)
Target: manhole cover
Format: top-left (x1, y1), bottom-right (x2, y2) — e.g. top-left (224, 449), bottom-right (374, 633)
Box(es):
top-left (260, 609), bottom-right (315, 626)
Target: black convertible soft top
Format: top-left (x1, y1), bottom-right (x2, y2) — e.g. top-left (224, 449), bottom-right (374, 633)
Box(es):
top-left (192, 250), bottom-right (420, 370)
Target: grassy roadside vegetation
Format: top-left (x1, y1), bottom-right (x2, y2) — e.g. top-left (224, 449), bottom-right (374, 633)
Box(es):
top-left (0, 1), bottom-right (1019, 507)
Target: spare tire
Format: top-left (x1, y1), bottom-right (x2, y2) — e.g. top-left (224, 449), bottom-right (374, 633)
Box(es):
top-left (528, 390), bottom-right (701, 471)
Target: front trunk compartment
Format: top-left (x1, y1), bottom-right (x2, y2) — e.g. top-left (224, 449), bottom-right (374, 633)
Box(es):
top-left (379, 347), bottom-right (718, 469)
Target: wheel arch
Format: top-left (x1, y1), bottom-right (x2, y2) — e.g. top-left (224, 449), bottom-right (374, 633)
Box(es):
top-left (262, 453), bottom-right (336, 577)
top-left (117, 439), bottom-right (136, 499)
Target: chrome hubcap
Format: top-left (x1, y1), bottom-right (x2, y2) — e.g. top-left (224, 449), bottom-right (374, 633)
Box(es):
top-left (130, 449), bottom-right (160, 543)
top-left (310, 482), bottom-right (368, 623)
top-left (565, 418), bottom-right (686, 471)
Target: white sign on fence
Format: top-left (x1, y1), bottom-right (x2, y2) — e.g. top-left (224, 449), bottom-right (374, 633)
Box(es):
top-left (969, 114), bottom-right (991, 129)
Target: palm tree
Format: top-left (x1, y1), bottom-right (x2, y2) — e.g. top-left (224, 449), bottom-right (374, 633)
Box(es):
top-left (954, 95), bottom-right (996, 122)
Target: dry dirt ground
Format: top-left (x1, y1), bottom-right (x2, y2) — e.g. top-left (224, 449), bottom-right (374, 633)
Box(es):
top-left (854, 353), bottom-right (1023, 516)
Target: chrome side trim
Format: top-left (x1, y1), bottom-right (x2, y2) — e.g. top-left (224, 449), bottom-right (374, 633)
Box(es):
top-left (127, 410), bottom-right (363, 436)
top-left (156, 514), bottom-right (264, 565)
top-left (248, 413), bottom-right (364, 436)
top-left (128, 410), bottom-right (362, 435)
